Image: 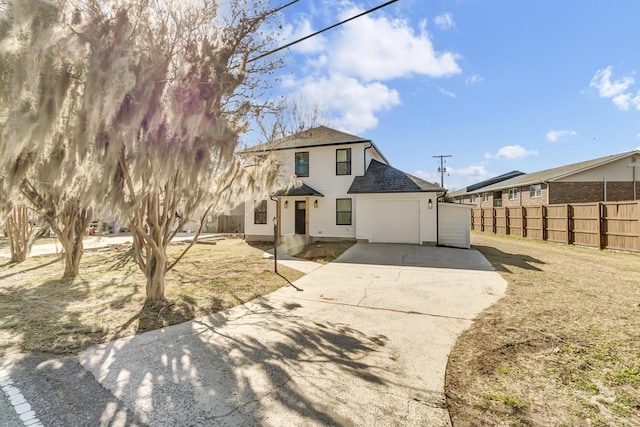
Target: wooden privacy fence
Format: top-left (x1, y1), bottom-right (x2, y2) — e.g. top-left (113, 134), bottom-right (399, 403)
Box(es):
top-left (471, 201), bottom-right (640, 253)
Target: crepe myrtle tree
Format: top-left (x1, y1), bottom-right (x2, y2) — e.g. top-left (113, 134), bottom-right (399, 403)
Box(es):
top-left (73, 0), bottom-right (284, 305)
top-left (0, 0), bottom-right (95, 276)
top-left (1, 0), bottom-right (284, 289)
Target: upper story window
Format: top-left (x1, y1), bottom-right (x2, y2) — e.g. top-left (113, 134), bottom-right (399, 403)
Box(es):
top-left (530, 184), bottom-right (542, 198)
top-left (482, 193), bottom-right (489, 202)
top-left (470, 194), bottom-right (476, 203)
top-left (295, 152), bottom-right (309, 177)
top-left (254, 200), bottom-right (267, 224)
top-left (508, 188), bottom-right (519, 200)
top-left (336, 148), bottom-right (351, 175)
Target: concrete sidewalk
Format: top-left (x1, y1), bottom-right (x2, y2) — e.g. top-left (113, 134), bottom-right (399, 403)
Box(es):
top-left (79, 243), bottom-right (507, 426)
top-left (0, 233), bottom-right (223, 259)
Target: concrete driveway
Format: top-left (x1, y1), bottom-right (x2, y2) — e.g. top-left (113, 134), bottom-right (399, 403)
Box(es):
top-left (80, 243), bottom-right (507, 426)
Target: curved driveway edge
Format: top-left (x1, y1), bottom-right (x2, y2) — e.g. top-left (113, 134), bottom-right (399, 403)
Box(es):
top-left (80, 243), bottom-right (507, 426)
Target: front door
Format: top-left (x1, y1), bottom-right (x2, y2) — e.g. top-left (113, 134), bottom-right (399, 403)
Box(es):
top-left (295, 201), bottom-right (306, 235)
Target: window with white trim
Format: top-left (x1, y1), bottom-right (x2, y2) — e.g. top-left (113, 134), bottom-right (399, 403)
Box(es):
top-left (530, 184), bottom-right (542, 198)
top-left (508, 188), bottom-right (519, 200)
top-left (482, 193), bottom-right (489, 202)
top-left (470, 194), bottom-right (476, 203)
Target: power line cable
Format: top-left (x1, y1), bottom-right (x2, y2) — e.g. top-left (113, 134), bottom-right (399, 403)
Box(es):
top-left (269, 0), bottom-right (301, 15)
top-left (249, 0), bottom-right (400, 63)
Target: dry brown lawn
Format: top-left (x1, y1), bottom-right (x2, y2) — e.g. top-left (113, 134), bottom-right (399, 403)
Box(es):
top-left (0, 239), bottom-right (310, 356)
top-left (446, 232), bottom-right (640, 427)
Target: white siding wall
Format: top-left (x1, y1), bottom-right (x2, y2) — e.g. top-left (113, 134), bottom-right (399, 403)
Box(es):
top-left (244, 198), bottom-right (277, 239)
top-left (438, 203), bottom-right (472, 249)
top-left (245, 142), bottom-right (376, 240)
top-left (354, 193), bottom-right (438, 244)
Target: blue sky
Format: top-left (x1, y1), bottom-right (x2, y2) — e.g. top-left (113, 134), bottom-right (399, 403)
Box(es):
top-left (270, 0), bottom-right (640, 190)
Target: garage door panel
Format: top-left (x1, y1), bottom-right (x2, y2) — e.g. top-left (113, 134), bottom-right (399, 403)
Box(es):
top-left (369, 200), bottom-right (420, 244)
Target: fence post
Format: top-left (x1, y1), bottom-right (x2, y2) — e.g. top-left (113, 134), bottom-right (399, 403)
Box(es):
top-left (521, 206), bottom-right (525, 237)
top-left (542, 205), bottom-right (547, 241)
top-left (566, 204), bottom-right (571, 245)
top-left (505, 207), bottom-right (510, 235)
top-left (637, 201), bottom-right (640, 252)
top-left (492, 208), bottom-right (497, 234)
top-left (596, 202), bottom-right (602, 249)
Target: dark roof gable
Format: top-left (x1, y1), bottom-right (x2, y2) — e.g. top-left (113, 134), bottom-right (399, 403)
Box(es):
top-left (348, 160), bottom-right (444, 194)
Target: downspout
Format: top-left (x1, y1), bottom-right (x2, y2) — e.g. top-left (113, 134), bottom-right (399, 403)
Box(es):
top-left (364, 143), bottom-right (373, 173)
top-left (543, 181), bottom-right (550, 205)
top-left (436, 190), bottom-right (448, 247)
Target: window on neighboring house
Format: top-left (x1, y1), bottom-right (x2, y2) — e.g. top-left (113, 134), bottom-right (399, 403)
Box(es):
top-left (295, 152), bottom-right (309, 177)
top-left (336, 198), bottom-right (352, 225)
top-left (470, 194), bottom-right (476, 203)
top-left (508, 188), bottom-right (519, 200)
top-left (336, 148), bottom-right (351, 175)
top-left (456, 197), bottom-right (463, 203)
top-left (482, 193), bottom-right (489, 202)
top-left (254, 200), bottom-right (267, 224)
top-left (530, 184), bottom-right (542, 198)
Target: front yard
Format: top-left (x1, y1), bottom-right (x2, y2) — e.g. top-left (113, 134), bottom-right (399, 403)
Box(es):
top-left (0, 239), bottom-right (306, 356)
top-left (446, 233), bottom-right (640, 426)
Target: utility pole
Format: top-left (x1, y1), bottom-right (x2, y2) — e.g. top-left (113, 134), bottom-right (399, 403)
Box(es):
top-left (433, 155), bottom-right (452, 188)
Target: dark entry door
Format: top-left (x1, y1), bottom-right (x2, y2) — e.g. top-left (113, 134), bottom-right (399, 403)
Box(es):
top-left (295, 201), bottom-right (306, 235)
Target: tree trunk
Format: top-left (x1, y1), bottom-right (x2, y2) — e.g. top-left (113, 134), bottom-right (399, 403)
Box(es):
top-left (144, 249), bottom-right (167, 305)
top-left (55, 205), bottom-right (90, 278)
top-left (5, 206), bottom-right (33, 263)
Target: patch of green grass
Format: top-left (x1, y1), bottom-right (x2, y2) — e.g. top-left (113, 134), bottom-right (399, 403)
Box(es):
top-left (485, 393), bottom-right (526, 410)
top-left (495, 365), bottom-right (511, 375)
top-left (605, 367), bottom-right (640, 386)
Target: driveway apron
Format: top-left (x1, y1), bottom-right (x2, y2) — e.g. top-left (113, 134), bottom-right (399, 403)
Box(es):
top-left (80, 243), bottom-right (507, 426)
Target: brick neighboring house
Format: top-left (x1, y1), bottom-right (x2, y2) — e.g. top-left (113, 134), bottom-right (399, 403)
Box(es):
top-left (449, 150), bottom-right (640, 207)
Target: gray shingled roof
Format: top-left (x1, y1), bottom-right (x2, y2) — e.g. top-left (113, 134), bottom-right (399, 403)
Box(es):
top-left (348, 160), bottom-right (444, 194)
top-left (273, 183), bottom-right (324, 197)
top-left (474, 150), bottom-right (640, 194)
top-left (238, 126), bottom-right (390, 164)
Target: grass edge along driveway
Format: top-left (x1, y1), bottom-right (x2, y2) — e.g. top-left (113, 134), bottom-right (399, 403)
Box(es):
top-left (446, 232), bottom-right (640, 427)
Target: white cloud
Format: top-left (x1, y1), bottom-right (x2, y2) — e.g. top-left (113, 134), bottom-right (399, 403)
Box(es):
top-left (434, 13), bottom-right (455, 30)
top-left (413, 170), bottom-right (440, 184)
top-left (485, 145), bottom-right (539, 160)
top-left (546, 129), bottom-right (577, 143)
top-left (279, 4), bottom-right (461, 132)
top-left (438, 87), bottom-right (456, 98)
top-left (465, 74), bottom-right (483, 85)
top-left (280, 17), bottom-right (327, 54)
top-left (330, 10), bottom-right (461, 81)
top-left (291, 74), bottom-right (400, 134)
top-left (590, 66), bottom-right (640, 111)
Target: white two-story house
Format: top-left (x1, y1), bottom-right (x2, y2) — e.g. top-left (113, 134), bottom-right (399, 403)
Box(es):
top-left (240, 126), bottom-right (467, 247)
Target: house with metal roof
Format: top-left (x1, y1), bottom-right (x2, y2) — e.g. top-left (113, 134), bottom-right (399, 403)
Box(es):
top-left (450, 150), bottom-right (640, 208)
top-left (239, 126), bottom-right (471, 248)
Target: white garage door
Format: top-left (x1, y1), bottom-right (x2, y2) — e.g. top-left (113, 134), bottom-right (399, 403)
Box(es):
top-left (369, 200), bottom-right (420, 244)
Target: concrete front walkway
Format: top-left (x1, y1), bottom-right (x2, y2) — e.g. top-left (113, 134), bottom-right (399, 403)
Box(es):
top-left (80, 243), bottom-right (507, 426)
